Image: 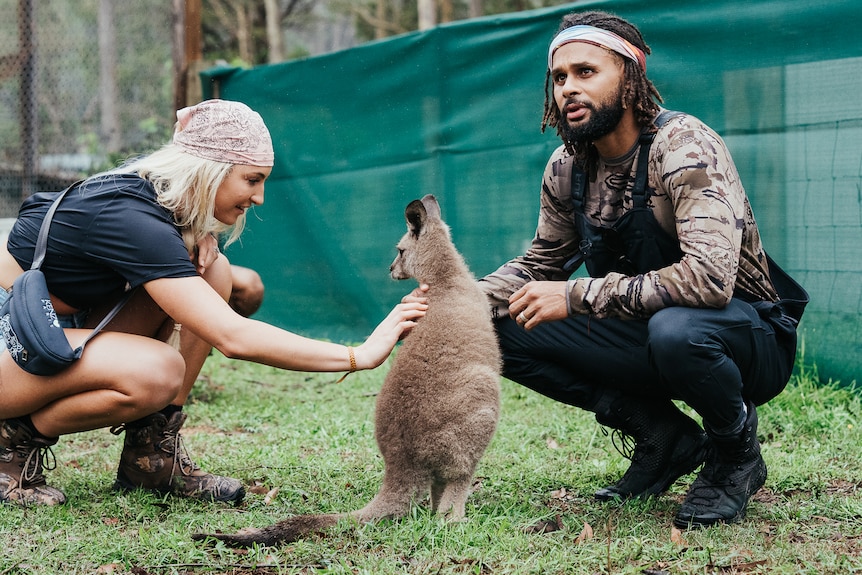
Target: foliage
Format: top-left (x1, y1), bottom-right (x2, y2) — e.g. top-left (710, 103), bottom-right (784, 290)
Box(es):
top-left (1, 353), bottom-right (860, 574)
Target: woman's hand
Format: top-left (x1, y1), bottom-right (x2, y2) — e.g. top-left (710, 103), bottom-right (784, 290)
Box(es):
top-left (193, 234), bottom-right (221, 275)
top-left (354, 299), bottom-right (428, 369)
top-left (401, 283), bottom-right (429, 305)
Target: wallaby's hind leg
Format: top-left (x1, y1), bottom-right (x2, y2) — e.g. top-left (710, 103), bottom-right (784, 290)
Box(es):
top-left (430, 476), bottom-right (473, 521)
top-left (354, 470), bottom-right (424, 523)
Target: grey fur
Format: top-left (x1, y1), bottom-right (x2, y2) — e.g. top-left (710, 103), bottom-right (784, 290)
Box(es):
top-left (193, 194), bottom-right (501, 547)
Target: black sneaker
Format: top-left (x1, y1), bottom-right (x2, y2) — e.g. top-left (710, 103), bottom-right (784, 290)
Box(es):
top-left (674, 402), bottom-right (766, 528)
top-left (592, 397), bottom-right (709, 501)
top-left (595, 424), bottom-right (709, 501)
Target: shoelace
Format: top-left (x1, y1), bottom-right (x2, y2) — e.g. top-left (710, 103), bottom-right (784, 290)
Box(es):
top-left (157, 427), bottom-right (200, 477)
top-left (602, 427), bottom-right (637, 461)
top-left (684, 452), bottom-right (738, 504)
top-left (20, 444), bottom-right (57, 485)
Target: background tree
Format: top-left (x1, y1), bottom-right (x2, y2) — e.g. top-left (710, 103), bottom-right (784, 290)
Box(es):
top-left (98, 0), bottom-right (121, 153)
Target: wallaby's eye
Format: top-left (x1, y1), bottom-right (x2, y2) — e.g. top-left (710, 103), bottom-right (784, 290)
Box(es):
top-left (398, 248), bottom-right (405, 256)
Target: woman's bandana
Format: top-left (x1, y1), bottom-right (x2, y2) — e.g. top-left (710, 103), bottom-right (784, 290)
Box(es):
top-left (548, 25), bottom-right (647, 72)
top-left (173, 99), bottom-right (274, 167)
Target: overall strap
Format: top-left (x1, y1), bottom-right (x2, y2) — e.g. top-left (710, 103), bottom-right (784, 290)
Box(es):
top-left (631, 110), bottom-right (684, 209)
top-left (571, 164), bottom-right (588, 213)
top-left (29, 180), bottom-right (132, 348)
top-left (571, 110), bottom-right (684, 211)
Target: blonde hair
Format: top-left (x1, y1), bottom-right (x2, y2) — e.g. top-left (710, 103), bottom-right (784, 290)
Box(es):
top-left (107, 143), bottom-right (245, 251)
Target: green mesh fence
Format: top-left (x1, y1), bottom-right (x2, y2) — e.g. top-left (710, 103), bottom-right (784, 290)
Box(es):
top-left (202, 0), bottom-right (862, 386)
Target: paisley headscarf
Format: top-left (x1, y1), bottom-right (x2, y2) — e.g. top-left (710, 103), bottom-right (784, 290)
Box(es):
top-left (173, 99), bottom-right (274, 167)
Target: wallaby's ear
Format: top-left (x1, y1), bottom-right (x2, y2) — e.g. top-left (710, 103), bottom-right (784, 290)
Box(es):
top-left (405, 199), bottom-right (427, 238)
top-left (419, 194), bottom-right (441, 220)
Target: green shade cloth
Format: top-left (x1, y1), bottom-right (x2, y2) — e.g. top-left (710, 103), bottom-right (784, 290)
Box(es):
top-left (202, 0), bottom-right (862, 386)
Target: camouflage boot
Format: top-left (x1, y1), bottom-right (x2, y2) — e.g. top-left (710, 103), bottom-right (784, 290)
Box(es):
top-left (0, 418), bottom-right (67, 506)
top-left (111, 410), bottom-right (244, 504)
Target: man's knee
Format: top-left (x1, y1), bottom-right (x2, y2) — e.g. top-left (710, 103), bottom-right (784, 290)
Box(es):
top-left (648, 308), bottom-right (701, 358)
top-left (229, 265), bottom-right (264, 317)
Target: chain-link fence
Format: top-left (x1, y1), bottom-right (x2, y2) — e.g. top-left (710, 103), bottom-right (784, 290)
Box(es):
top-left (0, 0), bottom-right (175, 217)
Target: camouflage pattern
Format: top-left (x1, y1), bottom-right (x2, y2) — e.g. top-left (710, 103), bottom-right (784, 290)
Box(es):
top-left (112, 411), bottom-right (245, 504)
top-left (0, 419), bottom-right (66, 505)
top-left (480, 111), bottom-right (778, 320)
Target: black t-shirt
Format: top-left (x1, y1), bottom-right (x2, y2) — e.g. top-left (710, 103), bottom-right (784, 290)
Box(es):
top-left (7, 173), bottom-right (198, 310)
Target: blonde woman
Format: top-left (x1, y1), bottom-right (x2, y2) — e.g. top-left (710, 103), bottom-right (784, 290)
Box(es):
top-left (0, 99), bottom-right (426, 506)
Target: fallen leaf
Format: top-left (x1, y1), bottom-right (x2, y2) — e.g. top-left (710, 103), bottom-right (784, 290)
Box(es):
top-left (523, 514), bottom-right (563, 534)
top-left (546, 437), bottom-right (559, 449)
top-left (575, 521), bottom-right (593, 544)
top-left (248, 482), bottom-right (270, 495)
top-left (670, 526), bottom-right (688, 547)
top-left (264, 486), bottom-right (279, 504)
top-left (707, 559), bottom-right (767, 572)
top-left (551, 487), bottom-right (567, 499)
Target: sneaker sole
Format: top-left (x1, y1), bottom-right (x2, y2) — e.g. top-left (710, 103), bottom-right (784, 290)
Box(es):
top-left (113, 474), bottom-right (245, 504)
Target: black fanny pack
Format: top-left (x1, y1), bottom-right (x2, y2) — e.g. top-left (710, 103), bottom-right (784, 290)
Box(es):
top-left (0, 182), bottom-right (130, 376)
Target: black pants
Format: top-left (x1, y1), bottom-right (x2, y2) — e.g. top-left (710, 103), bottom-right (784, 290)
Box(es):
top-left (496, 298), bottom-right (797, 432)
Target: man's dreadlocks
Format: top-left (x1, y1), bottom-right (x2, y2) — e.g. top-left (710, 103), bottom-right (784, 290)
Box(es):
top-left (541, 11), bottom-right (663, 156)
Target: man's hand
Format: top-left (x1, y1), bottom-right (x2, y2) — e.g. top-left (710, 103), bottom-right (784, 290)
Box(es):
top-left (508, 281), bottom-right (569, 329)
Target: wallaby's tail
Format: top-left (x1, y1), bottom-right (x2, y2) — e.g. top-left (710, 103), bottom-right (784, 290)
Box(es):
top-left (192, 512), bottom-right (345, 547)
top-left (192, 479), bottom-right (417, 547)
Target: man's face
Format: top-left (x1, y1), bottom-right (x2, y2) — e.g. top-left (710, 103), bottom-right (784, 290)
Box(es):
top-left (551, 41), bottom-right (626, 144)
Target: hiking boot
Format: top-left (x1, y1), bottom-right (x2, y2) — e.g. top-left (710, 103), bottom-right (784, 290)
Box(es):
top-left (0, 418), bottom-right (66, 506)
top-left (592, 396), bottom-right (709, 501)
top-left (674, 401), bottom-right (766, 528)
top-left (111, 410), bottom-right (244, 504)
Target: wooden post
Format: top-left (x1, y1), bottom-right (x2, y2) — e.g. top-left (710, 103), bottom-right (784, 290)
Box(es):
top-left (184, 0), bottom-right (204, 106)
top-left (19, 0), bottom-right (37, 201)
top-left (172, 0), bottom-right (203, 117)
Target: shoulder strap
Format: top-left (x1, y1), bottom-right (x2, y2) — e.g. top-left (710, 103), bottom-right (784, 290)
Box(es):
top-left (29, 180), bottom-right (132, 349)
top-left (31, 180), bottom-right (82, 270)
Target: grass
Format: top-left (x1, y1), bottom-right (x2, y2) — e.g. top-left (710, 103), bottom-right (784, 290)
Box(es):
top-left (1, 351), bottom-right (860, 575)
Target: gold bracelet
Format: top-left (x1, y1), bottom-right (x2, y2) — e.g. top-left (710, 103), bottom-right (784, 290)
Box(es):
top-left (347, 346), bottom-right (357, 372)
top-left (335, 346), bottom-right (357, 384)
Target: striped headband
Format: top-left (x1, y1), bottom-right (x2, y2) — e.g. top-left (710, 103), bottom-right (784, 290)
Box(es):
top-left (548, 25), bottom-right (647, 72)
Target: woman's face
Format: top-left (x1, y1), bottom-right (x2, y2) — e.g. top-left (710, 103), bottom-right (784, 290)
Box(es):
top-left (214, 164), bottom-right (272, 225)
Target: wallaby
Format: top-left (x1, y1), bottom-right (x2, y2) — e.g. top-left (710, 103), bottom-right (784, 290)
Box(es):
top-left (193, 194), bottom-right (501, 547)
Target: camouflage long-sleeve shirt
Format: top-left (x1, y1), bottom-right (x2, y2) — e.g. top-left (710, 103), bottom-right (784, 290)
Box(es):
top-left (479, 111), bottom-right (778, 320)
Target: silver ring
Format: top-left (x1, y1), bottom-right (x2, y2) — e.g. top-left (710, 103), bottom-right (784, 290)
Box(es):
top-left (517, 312), bottom-right (527, 323)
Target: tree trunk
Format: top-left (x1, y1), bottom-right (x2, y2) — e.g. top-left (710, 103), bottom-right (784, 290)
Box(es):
top-left (98, 0), bottom-right (121, 153)
top-left (440, 0), bottom-right (452, 23)
top-left (469, 0), bottom-right (482, 19)
top-left (235, 2), bottom-right (252, 64)
top-left (417, 0), bottom-right (436, 30)
top-left (264, 0), bottom-right (283, 63)
top-left (375, 0), bottom-right (386, 40)
top-left (171, 0), bottom-right (185, 114)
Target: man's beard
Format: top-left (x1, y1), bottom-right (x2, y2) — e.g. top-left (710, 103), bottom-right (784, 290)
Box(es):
top-left (559, 84), bottom-right (625, 144)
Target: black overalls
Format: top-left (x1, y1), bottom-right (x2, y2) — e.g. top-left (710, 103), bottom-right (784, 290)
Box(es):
top-left (495, 113), bottom-right (808, 433)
